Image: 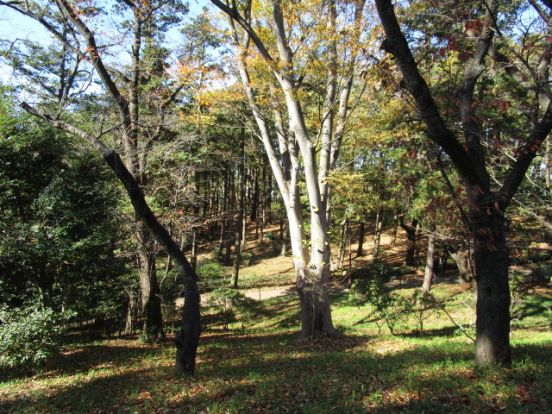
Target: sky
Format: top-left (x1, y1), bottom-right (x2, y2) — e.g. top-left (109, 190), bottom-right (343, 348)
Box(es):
top-left (0, 0), bottom-right (211, 85)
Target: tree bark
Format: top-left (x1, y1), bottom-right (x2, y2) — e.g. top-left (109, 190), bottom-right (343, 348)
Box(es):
top-left (357, 221), bottom-right (365, 257)
top-left (471, 199), bottom-right (511, 366)
top-left (232, 136), bottom-right (246, 289)
top-left (450, 248), bottom-right (475, 283)
top-left (401, 219), bottom-right (419, 266)
top-left (138, 245), bottom-right (163, 339)
top-left (422, 225), bottom-right (436, 293)
top-left (372, 209), bottom-right (384, 260)
top-left (101, 151), bottom-right (201, 375)
top-left (124, 292), bottom-right (138, 335)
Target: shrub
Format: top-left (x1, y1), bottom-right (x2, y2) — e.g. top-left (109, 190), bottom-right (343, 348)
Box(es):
top-left (208, 288), bottom-right (258, 328)
top-left (211, 247), bottom-right (223, 262)
top-left (197, 261), bottom-right (224, 280)
top-left (0, 304), bottom-right (68, 370)
top-left (349, 262), bottom-right (415, 334)
top-left (241, 252), bottom-right (253, 266)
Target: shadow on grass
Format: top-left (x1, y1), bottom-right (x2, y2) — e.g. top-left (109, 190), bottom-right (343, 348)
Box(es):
top-left (397, 326), bottom-right (461, 338)
top-left (2, 331), bottom-right (551, 414)
top-left (0, 338), bottom-right (160, 384)
top-left (511, 294), bottom-right (551, 321)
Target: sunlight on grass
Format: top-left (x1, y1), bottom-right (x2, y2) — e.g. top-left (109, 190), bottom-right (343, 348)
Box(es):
top-left (1, 282), bottom-right (551, 414)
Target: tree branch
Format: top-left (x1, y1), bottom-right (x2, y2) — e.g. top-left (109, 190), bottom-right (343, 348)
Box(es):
top-left (374, 0), bottom-right (481, 187)
top-left (498, 101), bottom-right (552, 208)
top-left (210, 0), bottom-right (274, 62)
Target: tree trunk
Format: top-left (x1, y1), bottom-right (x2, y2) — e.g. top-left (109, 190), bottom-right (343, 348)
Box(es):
top-left (264, 166), bottom-right (272, 225)
top-left (337, 218), bottom-right (347, 269)
top-left (450, 248), bottom-right (475, 283)
top-left (190, 229), bottom-right (197, 272)
top-left (357, 221), bottom-right (365, 257)
top-left (401, 219), bottom-right (419, 265)
top-left (372, 209), bottom-right (384, 260)
top-left (348, 220), bottom-right (353, 270)
top-left (103, 151), bottom-right (200, 376)
top-left (232, 137), bottom-right (245, 289)
top-left (284, 200), bottom-right (335, 338)
top-left (422, 225), bottom-right (436, 293)
top-left (124, 292), bottom-right (138, 335)
top-left (297, 270), bottom-right (334, 338)
top-left (251, 169), bottom-right (259, 222)
top-left (391, 214), bottom-right (399, 246)
top-left (138, 248), bottom-right (163, 339)
top-left (471, 203), bottom-right (511, 366)
top-left (279, 219), bottom-right (287, 256)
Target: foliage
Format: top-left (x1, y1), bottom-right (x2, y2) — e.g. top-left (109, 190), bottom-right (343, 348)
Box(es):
top-left (197, 261), bottom-right (225, 280)
top-left (0, 304), bottom-right (70, 371)
top-left (349, 263), bottom-right (450, 335)
top-left (0, 93), bottom-right (127, 330)
top-left (207, 287), bottom-right (259, 328)
top-left (241, 252), bottom-right (253, 266)
top-left (349, 262), bottom-right (402, 333)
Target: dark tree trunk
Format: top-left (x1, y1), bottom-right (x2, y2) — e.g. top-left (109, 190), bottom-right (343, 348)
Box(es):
top-left (372, 209), bottom-right (384, 260)
top-left (264, 166), bottom-right (272, 225)
top-left (138, 249), bottom-right (163, 339)
top-left (103, 151), bottom-right (200, 375)
top-left (337, 218), bottom-right (347, 268)
top-left (251, 169), bottom-right (259, 222)
top-left (232, 136), bottom-right (245, 289)
top-left (374, 0), bottom-right (552, 368)
top-left (357, 221), bottom-right (365, 257)
top-left (471, 201), bottom-right (511, 366)
top-left (391, 213), bottom-right (399, 246)
top-left (401, 219), bottom-right (419, 266)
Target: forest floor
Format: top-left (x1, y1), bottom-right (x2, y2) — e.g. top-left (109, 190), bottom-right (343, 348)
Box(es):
top-left (1, 223), bottom-right (551, 413)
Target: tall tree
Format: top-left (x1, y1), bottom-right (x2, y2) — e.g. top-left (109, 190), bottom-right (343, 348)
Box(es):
top-left (0, 0), bottom-right (200, 374)
top-left (211, 0), bottom-right (368, 338)
top-left (375, 0), bottom-right (552, 365)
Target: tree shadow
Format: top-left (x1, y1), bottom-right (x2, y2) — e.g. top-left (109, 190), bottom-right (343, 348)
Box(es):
top-left (2, 340), bottom-right (162, 384)
top-left (2, 331), bottom-right (551, 414)
top-left (397, 326), bottom-right (461, 338)
top-left (511, 294), bottom-right (551, 321)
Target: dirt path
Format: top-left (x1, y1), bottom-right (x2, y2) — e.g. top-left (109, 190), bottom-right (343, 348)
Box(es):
top-left (175, 285), bottom-right (295, 308)
top-left (239, 285), bottom-right (295, 301)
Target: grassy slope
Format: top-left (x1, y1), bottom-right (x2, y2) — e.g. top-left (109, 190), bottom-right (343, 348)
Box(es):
top-left (1, 224), bottom-right (551, 413)
top-left (0, 283), bottom-right (550, 414)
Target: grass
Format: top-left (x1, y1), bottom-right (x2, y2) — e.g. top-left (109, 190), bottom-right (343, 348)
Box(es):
top-left (1, 281), bottom-right (551, 414)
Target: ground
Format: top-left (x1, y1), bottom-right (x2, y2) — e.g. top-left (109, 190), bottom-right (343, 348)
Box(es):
top-left (1, 223), bottom-right (551, 413)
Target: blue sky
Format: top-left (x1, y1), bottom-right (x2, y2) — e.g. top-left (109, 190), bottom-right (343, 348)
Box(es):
top-left (0, 0), bottom-right (211, 84)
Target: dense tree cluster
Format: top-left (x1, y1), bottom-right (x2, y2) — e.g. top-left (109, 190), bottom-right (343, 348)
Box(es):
top-left (0, 0), bottom-right (551, 374)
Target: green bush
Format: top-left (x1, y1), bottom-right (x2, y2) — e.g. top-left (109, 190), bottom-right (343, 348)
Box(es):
top-left (208, 288), bottom-right (259, 327)
top-left (349, 262), bottom-right (411, 334)
top-left (0, 304), bottom-right (68, 370)
top-left (197, 261), bottom-right (224, 280)
top-left (241, 252), bottom-right (253, 266)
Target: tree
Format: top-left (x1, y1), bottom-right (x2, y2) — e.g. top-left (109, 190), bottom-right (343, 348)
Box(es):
top-left (0, 0), bottom-right (200, 374)
top-left (0, 93), bottom-right (125, 325)
top-left (211, 0), bottom-right (369, 338)
top-left (375, 0), bottom-right (552, 365)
